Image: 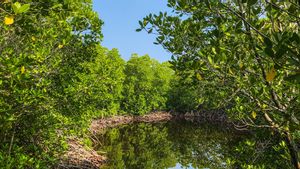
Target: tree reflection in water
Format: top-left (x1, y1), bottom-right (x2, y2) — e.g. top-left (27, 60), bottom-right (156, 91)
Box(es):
top-left (96, 120), bottom-right (291, 169)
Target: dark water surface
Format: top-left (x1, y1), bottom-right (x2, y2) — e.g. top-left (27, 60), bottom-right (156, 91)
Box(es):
top-left (96, 120), bottom-right (291, 169)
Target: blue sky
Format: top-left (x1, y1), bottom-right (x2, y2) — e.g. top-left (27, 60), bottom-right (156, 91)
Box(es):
top-left (93, 0), bottom-right (172, 62)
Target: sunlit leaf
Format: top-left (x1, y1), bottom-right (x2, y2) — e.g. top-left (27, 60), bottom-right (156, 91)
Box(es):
top-left (266, 67), bottom-right (276, 82)
top-left (208, 56), bottom-right (213, 64)
top-left (18, 4), bottom-right (30, 13)
top-left (251, 111), bottom-right (257, 119)
top-left (212, 47), bottom-right (217, 55)
top-left (229, 68), bottom-right (233, 75)
top-left (12, 2), bottom-right (21, 14)
top-left (196, 73), bottom-right (203, 80)
top-left (21, 66), bottom-right (25, 74)
top-left (4, 16), bottom-right (14, 25)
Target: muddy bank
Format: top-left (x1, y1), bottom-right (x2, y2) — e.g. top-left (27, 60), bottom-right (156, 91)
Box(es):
top-left (90, 110), bottom-right (231, 134)
top-left (90, 111), bottom-right (173, 134)
top-left (57, 138), bottom-right (107, 169)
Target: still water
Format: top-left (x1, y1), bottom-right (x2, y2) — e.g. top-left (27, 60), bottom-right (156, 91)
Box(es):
top-left (96, 120), bottom-right (291, 169)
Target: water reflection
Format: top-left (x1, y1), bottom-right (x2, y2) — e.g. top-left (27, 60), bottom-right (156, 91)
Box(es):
top-left (96, 120), bottom-right (291, 169)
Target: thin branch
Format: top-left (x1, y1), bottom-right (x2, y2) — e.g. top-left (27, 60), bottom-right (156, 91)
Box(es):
top-left (240, 89), bottom-right (286, 113)
top-left (266, 0), bottom-right (300, 20)
top-left (8, 127), bottom-right (15, 157)
top-left (221, 3), bottom-right (270, 39)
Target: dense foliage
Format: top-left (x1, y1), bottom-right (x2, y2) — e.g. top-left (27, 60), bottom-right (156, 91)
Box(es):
top-left (122, 54), bottom-right (173, 115)
top-left (0, 0), bottom-right (103, 167)
top-left (167, 75), bottom-right (203, 112)
top-left (138, 0), bottom-right (300, 168)
top-left (75, 47), bottom-right (126, 117)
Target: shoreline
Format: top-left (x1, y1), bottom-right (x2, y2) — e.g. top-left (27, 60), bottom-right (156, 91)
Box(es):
top-left (90, 111), bottom-right (173, 134)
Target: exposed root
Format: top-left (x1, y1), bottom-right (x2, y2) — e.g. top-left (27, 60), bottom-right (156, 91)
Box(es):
top-left (56, 139), bottom-right (107, 169)
top-left (90, 112), bottom-right (172, 134)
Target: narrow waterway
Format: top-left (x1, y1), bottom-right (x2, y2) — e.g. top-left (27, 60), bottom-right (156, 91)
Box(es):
top-left (95, 120), bottom-right (291, 169)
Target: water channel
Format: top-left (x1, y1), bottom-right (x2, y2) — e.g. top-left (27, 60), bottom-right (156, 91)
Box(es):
top-left (96, 120), bottom-right (291, 169)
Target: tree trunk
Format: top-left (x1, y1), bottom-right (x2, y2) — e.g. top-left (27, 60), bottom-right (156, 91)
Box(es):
top-left (284, 132), bottom-right (300, 169)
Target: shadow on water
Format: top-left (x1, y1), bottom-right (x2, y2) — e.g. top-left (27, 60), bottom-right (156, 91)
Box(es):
top-left (95, 120), bottom-right (292, 169)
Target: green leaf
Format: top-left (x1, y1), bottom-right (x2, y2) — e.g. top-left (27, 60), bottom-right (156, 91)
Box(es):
top-left (275, 46), bottom-right (287, 58)
top-left (263, 37), bottom-right (273, 48)
top-left (18, 4), bottom-right (30, 14)
top-left (252, 6), bottom-right (261, 15)
top-left (285, 73), bottom-right (300, 83)
top-left (288, 5), bottom-right (297, 14)
top-left (51, 4), bottom-right (63, 9)
top-left (204, 0), bottom-right (211, 9)
top-left (290, 33), bottom-right (300, 44)
top-left (207, 56), bottom-right (213, 64)
top-left (12, 2), bottom-right (30, 14)
top-left (264, 47), bottom-right (274, 57)
top-left (12, 2), bottom-right (21, 14)
top-left (247, 0), bottom-right (257, 6)
top-left (138, 20), bottom-right (143, 27)
top-left (196, 73), bottom-right (203, 80)
top-left (212, 47), bottom-right (217, 55)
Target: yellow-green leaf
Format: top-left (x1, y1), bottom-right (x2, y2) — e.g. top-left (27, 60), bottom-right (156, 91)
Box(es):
top-left (239, 63), bottom-right (243, 69)
top-left (229, 68), bottom-right (233, 75)
top-left (213, 65), bottom-right (220, 69)
top-left (58, 44), bottom-right (64, 49)
top-left (212, 47), bottom-right (217, 55)
top-left (208, 56), bottom-right (213, 65)
top-left (18, 4), bottom-right (30, 14)
top-left (12, 2), bottom-right (21, 14)
top-left (251, 111), bottom-right (257, 119)
top-left (21, 66), bottom-right (25, 74)
top-left (196, 73), bottom-right (203, 81)
top-left (262, 104), bottom-right (268, 109)
top-left (266, 67), bottom-right (276, 82)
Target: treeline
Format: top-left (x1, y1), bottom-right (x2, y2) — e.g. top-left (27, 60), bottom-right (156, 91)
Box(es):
top-left (0, 1), bottom-right (176, 168)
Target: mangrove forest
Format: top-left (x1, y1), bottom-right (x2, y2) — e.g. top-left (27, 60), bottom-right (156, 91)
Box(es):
top-left (0, 0), bottom-right (299, 168)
